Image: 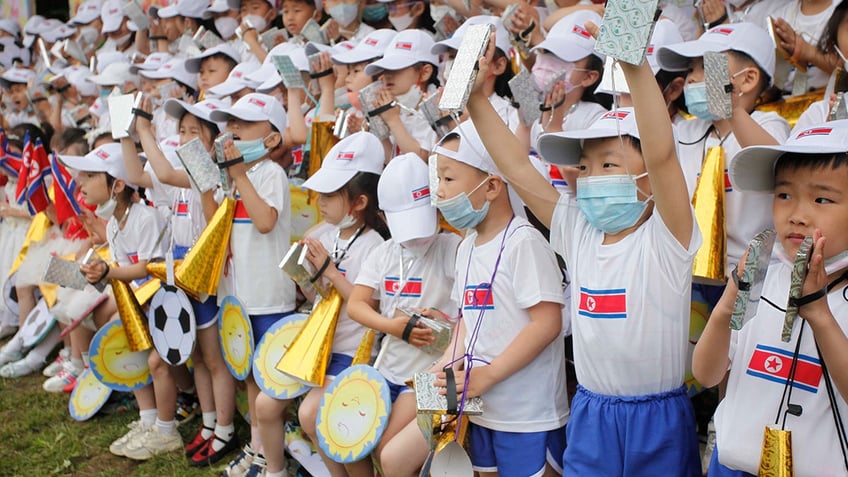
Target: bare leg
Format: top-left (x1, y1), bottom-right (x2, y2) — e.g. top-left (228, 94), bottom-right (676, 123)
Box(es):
top-left (299, 384), bottom-right (352, 477)
top-left (148, 351), bottom-right (177, 423)
top-left (255, 391), bottom-right (292, 473)
top-left (198, 325), bottom-right (235, 426)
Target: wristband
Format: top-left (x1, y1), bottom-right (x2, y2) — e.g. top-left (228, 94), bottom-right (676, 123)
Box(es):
top-left (149, 36), bottom-right (167, 41)
top-left (444, 367), bottom-right (458, 414)
top-left (55, 84), bottom-right (70, 93)
top-left (707, 13), bottom-right (728, 30)
top-left (132, 108), bottom-right (153, 121)
top-left (539, 98), bottom-right (565, 112)
top-left (730, 264), bottom-right (750, 291)
top-left (788, 287), bottom-right (827, 308)
top-left (217, 157), bottom-right (245, 169)
top-left (98, 263), bottom-right (110, 283)
top-left (401, 314), bottom-right (420, 343)
top-left (32, 96), bottom-right (48, 103)
top-left (309, 256), bottom-right (331, 283)
top-left (368, 101), bottom-right (397, 117)
top-left (309, 69), bottom-right (333, 79)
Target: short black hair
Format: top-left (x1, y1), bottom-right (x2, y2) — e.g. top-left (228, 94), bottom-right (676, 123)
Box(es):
top-left (775, 152), bottom-right (848, 177)
top-left (203, 53), bottom-right (238, 73)
top-left (818, 0), bottom-right (848, 54)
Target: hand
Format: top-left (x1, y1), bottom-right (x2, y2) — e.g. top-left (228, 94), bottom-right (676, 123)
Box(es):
top-left (799, 230), bottom-right (831, 319)
top-left (301, 237), bottom-right (336, 277)
top-left (134, 94), bottom-right (154, 134)
top-left (699, 0), bottom-right (727, 26)
top-left (469, 32), bottom-right (496, 98)
top-left (375, 88), bottom-right (400, 121)
top-left (241, 21), bottom-right (260, 45)
top-left (223, 138), bottom-right (248, 179)
top-left (313, 51), bottom-right (336, 93)
top-left (434, 365), bottom-right (495, 399)
top-left (773, 17), bottom-right (801, 61)
top-left (392, 313), bottom-right (435, 348)
top-left (541, 80), bottom-right (567, 130)
top-left (323, 19), bottom-right (340, 42)
top-left (346, 109), bottom-right (365, 132)
top-left (334, 64), bottom-right (349, 89)
top-left (80, 260), bottom-right (108, 283)
top-left (0, 203), bottom-right (9, 218)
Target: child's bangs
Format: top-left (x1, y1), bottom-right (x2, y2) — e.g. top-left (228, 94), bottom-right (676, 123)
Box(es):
top-left (774, 152), bottom-right (848, 176)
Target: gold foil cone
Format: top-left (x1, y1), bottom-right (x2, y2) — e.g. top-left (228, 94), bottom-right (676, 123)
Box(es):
top-left (352, 328), bottom-right (375, 366)
top-left (110, 278), bottom-right (153, 352)
top-left (759, 426), bottom-right (794, 476)
top-left (692, 145), bottom-right (727, 284)
top-left (307, 121), bottom-right (340, 204)
top-left (146, 260), bottom-right (182, 284)
top-left (134, 278), bottom-right (162, 306)
top-left (9, 213), bottom-right (52, 276)
top-left (175, 197), bottom-right (235, 296)
top-left (275, 288), bottom-right (342, 387)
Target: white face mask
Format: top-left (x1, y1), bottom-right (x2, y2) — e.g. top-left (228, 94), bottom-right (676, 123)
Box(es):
top-left (214, 16), bottom-right (239, 39)
top-left (328, 3), bottom-right (359, 28)
top-left (243, 14), bottom-right (268, 32)
top-left (95, 182), bottom-right (118, 220)
top-left (430, 4), bottom-right (452, 23)
top-left (389, 12), bottom-right (415, 31)
top-left (79, 26), bottom-right (99, 45)
top-left (112, 33), bottom-right (132, 46)
top-left (337, 213), bottom-right (358, 229)
top-left (395, 84), bottom-right (422, 110)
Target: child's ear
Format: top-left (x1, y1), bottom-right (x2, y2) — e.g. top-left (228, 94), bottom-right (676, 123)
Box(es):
top-left (664, 77), bottom-right (686, 103)
top-left (114, 179), bottom-right (127, 195)
top-left (264, 131), bottom-right (283, 149)
top-left (491, 55), bottom-right (508, 76)
top-left (484, 175), bottom-right (504, 200)
top-left (351, 193), bottom-right (369, 213)
top-left (411, 1), bottom-right (425, 17)
top-left (738, 67), bottom-right (760, 96)
top-left (418, 64), bottom-right (434, 84)
top-left (578, 69), bottom-right (599, 88)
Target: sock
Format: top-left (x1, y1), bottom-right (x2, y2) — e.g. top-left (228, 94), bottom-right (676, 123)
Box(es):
top-left (266, 471), bottom-right (286, 477)
top-left (140, 409), bottom-right (157, 427)
top-left (156, 418), bottom-right (177, 436)
top-left (250, 426), bottom-right (263, 455)
top-left (25, 326), bottom-right (60, 364)
top-left (81, 352), bottom-right (89, 368)
top-left (212, 422), bottom-right (235, 451)
top-left (201, 412), bottom-right (216, 439)
top-left (69, 358), bottom-right (84, 375)
top-left (180, 385), bottom-right (196, 395)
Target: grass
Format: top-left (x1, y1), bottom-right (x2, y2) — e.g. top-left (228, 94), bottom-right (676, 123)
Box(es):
top-left (0, 348), bottom-right (246, 477)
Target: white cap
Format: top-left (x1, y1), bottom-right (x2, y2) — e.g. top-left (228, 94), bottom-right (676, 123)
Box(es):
top-left (101, 0), bottom-right (126, 34)
top-left (70, 0), bottom-right (104, 25)
top-left (38, 20), bottom-right (77, 44)
top-left (536, 108), bottom-right (640, 166)
top-left (332, 29), bottom-right (396, 65)
top-left (301, 132), bottom-right (384, 193)
top-left (365, 29), bottom-right (438, 76)
top-left (206, 0), bottom-right (239, 13)
top-left (208, 62), bottom-right (261, 97)
top-left (431, 16), bottom-right (510, 56)
top-left (730, 120), bottom-right (848, 192)
top-left (139, 58), bottom-right (198, 89)
top-left (164, 97), bottom-right (231, 133)
top-left (88, 61), bottom-right (135, 86)
top-left (153, 0), bottom-right (212, 19)
top-left (184, 44), bottom-right (241, 73)
top-left (61, 143), bottom-right (137, 189)
top-left (129, 52), bottom-right (173, 74)
top-left (95, 50), bottom-right (129, 73)
top-left (0, 38), bottom-right (31, 69)
top-left (64, 65), bottom-right (98, 97)
top-left (23, 16), bottom-right (46, 47)
top-left (156, 134), bottom-right (184, 168)
top-left (656, 22), bottom-right (775, 83)
top-left (246, 63), bottom-right (280, 93)
top-left (254, 43), bottom-right (309, 92)
top-left (209, 93), bottom-right (288, 134)
top-left (532, 10), bottom-right (604, 62)
top-left (0, 67), bottom-right (35, 89)
top-left (378, 152), bottom-right (436, 243)
top-left (0, 19), bottom-right (21, 37)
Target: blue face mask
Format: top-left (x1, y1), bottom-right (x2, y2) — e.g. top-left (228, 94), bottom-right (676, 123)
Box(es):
top-left (234, 136), bottom-right (269, 164)
top-left (99, 87), bottom-right (112, 99)
top-left (362, 3), bottom-right (388, 22)
top-left (683, 82), bottom-right (714, 121)
top-left (576, 174), bottom-right (651, 234)
top-left (436, 176), bottom-right (490, 230)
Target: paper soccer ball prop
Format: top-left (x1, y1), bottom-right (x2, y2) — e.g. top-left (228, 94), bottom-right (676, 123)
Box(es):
top-left (148, 285), bottom-right (196, 366)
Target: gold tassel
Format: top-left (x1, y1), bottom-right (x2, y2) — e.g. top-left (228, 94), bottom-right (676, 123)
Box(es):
top-left (110, 278), bottom-right (153, 352)
top-left (175, 197), bottom-right (235, 296)
top-left (759, 426), bottom-right (794, 476)
top-left (692, 145), bottom-right (727, 284)
top-left (275, 288), bottom-right (342, 387)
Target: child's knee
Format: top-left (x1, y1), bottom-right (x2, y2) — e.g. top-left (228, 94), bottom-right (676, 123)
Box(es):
top-left (254, 392), bottom-right (280, 425)
top-left (297, 398), bottom-right (319, 436)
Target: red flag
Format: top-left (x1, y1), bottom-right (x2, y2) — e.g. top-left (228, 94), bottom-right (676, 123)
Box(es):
top-left (14, 131), bottom-right (32, 205)
top-left (51, 152), bottom-right (83, 225)
top-left (24, 138), bottom-right (51, 215)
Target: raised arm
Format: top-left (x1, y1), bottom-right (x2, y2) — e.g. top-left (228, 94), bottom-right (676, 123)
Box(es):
top-left (135, 95), bottom-right (192, 189)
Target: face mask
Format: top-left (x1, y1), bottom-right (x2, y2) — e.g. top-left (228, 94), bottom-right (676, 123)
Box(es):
top-left (234, 136), bottom-right (269, 163)
top-left (329, 3), bottom-right (359, 28)
top-left (683, 82), bottom-right (713, 121)
top-left (389, 12), bottom-right (415, 31)
top-left (576, 174), bottom-right (652, 234)
top-left (347, 90), bottom-right (362, 110)
top-left (215, 16), bottom-right (239, 39)
top-left (243, 14), bottom-right (268, 32)
top-left (430, 4), bottom-right (452, 22)
top-left (337, 213), bottom-right (358, 229)
top-left (79, 26), bottom-right (99, 45)
top-left (395, 84), bottom-right (422, 110)
top-left (95, 198), bottom-right (117, 220)
top-left (363, 3), bottom-right (388, 22)
top-left (400, 233), bottom-right (437, 257)
top-left (436, 176), bottom-right (491, 229)
top-left (531, 53), bottom-right (570, 91)
top-left (335, 86), bottom-right (351, 109)
top-left (774, 242), bottom-right (848, 275)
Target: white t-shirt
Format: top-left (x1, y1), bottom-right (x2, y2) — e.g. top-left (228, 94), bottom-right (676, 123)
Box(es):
top-left (791, 99), bottom-right (828, 137)
top-left (312, 225), bottom-right (384, 357)
top-left (107, 202), bottom-right (167, 268)
top-left (715, 258), bottom-right (848, 476)
top-left (453, 217), bottom-right (568, 433)
top-left (726, 0), bottom-right (787, 31)
top-left (773, 0), bottom-right (836, 91)
top-left (395, 107), bottom-right (437, 155)
top-left (676, 112), bottom-right (789, 269)
top-left (171, 188), bottom-right (207, 251)
top-left (144, 161), bottom-right (182, 223)
top-left (530, 100), bottom-right (608, 155)
top-left (551, 194), bottom-right (702, 396)
top-left (355, 233), bottom-right (461, 384)
top-left (218, 159), bottom-right (296, 314)
top-left (489, 93), bottom-right (521, 134)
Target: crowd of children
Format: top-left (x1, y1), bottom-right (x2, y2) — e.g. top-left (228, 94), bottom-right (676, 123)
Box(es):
top-left (0, 0), bottom-right (847, 476)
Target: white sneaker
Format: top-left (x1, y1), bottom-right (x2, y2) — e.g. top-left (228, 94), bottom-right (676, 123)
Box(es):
top-left (0, 347), bottom-right (22, 367)
top-left (223, 443), bottom-right (256, 477)
top-left (123, 426), bottom-right (183, 460)
top-left (109, 420), bottom-right (149, 457)
top-left (43, 348), bottom-right (70, 377)
top-left (43, 361), bottom-right (80, 393)
top-left (244, 454), bottom-right (267, 477)
top-left (0, 357), bottom-right (43, 378)
top-left (0, 325), bottom-right (17, 340)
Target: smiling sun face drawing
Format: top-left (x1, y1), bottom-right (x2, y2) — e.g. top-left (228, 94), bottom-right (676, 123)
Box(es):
top-left (89, 320), bottom-right (151, 392)
top-left (218, 297), bottom-right (253, 380)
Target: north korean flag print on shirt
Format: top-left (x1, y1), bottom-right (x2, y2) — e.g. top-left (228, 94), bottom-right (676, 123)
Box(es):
top-left (233, 194), bottom-right (251, 224)
top-left (578, 287), bottom-right (627, 319)
top-left (464, 284), bottom-right (494, 310)
top-left (746, 344), bottom-right (822, 393)
top-left (384, 277), bottom-right (422, 297)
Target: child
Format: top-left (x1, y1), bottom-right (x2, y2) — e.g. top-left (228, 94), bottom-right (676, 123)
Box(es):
top-left (0, 67), bottom-right (38, 129)
top-left (139, 59), bottom-right (199, 143)
top-left (347, 151), bottom-right (462, 476)
top-left (185, 44), bottom-right (241, 98)
top-left (324, 0), bottom-right (376, 42)
top-left (238, 0), bottom-right (281, 63)
top-left (693, 120), bottom-right (848, 476)
top-left (424, 122), bottom-right (568, 476)
top-left (382, 0), bottom-right (435, 32)
top-left (254, 131), bottom-right (387, 477)
top-left (467, 27), bottom-right (702, 475)
top-left (365, 28), bottom-right (440, 159)
top-left (208, 93), bottom-right (298, 474)
top-left (282, 0), bottom-right (321, 37)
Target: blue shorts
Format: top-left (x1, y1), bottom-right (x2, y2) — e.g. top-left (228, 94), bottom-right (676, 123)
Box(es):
top-left (564, 385), bottom-right (701, 477)
top-left (469, 423), bottom-right (566, 476)
top-left (326, 353), bottom-right (352, 378)
top-left (692, 282), bottom-right (726, 312)
top-left (173, 245), bottom-right (190, 260)
top-left (250, 311), bottom-right (293, 346)
top-left (191, 295), bottom-right (219, 330)
top-left (386, 380), bottom-right (412, 403)
top-left (708, 447), bottom-right (755, 477)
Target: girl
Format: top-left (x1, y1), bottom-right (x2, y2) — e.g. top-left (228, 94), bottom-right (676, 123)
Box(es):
top-left (138, 59), bottom-right (200, 143)
top-left (347, 152), bottom-right (461, 476)
top-left (323, 0), bottom-right (376, 43)
top-left (382, 0), bottom-right (436, 33)
top-left (254, 131), bottom-right (387, 477)
top-left (365, 28), bottom-right (440, 159)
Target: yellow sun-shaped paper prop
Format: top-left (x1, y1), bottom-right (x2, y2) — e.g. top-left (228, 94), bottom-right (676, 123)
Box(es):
top-left (316, 365), bottom-right (391, 463)
top-left (218, 296), bottom-right (253, 381)
top-left (89, 320), bottom-right (152, 392)
top-left (254, 314), bottom-right (310, 399)
top-left (69, 368), bottom-right (112, 421)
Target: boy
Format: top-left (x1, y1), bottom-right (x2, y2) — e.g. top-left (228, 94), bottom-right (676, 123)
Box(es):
top-left (467, 26), bottom-right (702, 475)
top-left (184, 44), bottom-right (241, 96)
top-left (693, 120), bottom-right (848, 476)
top-left (430, 121), bottom-right (568, 476)
top-left (206, 93), bottom-right (297, 470)
top-left (0, 67), bottom-right (38, 129)
top-left (282, 0), bottom-right (321, 37)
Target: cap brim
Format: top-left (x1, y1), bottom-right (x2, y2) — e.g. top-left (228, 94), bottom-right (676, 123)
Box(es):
top-left (208, 105), bottom-right (267, 125)
top-left (163, 98), bottom-right (195, 120)
top-left (431, 39), bottom-right (460, 55)
top-left (656, 40), bottom-right (726, 72)
top-left (332, 49), bottom-right (380, 65)
top-left (256, 73), bottom-right (282, 93)
top-left (385, 205), bottom-right (437, 243)
top-left (156, 5), bottom-right (180, 18)
top-left (87, 75), bottom-right (118, 85)
top-left (139, 69), bottom-right (171, 79)
top-left (532, 40), bottom-right (592, 63)
top-left (537, 128), bottom-right (632, 166)
top-left (365, 56), bottom-right (417, 76)
top-left (184, 57), bottom-right (202, 74)
top-left (60, 154), bottom-right (109, 173)
top-left (301, 168), bottom-right (357, 194)
top-left (730, 144), bottom-right (848, 192)
top-left (208, 80), bottom-right (247, 97)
